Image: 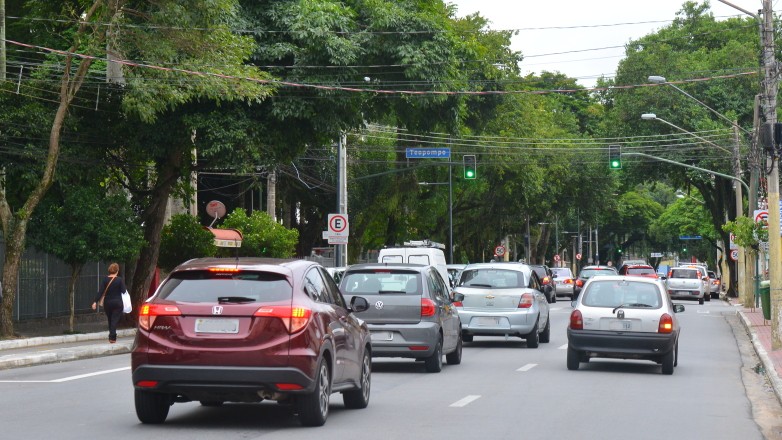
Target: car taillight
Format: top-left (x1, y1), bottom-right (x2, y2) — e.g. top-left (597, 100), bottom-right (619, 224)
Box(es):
top-left (542, 276), bottom-right (551, 285)
top-left (713, 279), bottom-right (720, 285)
top-left (658, 313), bottom-right (673, 334)
top-left (569, 309), bottom-right (583, 330)
top-left (518, 293), bottom-right (533, 309)
top-left (421, 298), bottom-right (436, 317)
top-left (576, 279), bottom-right (584, 287)
top-left (138, 304), bottom-right (182, 331)
top-left (254, 306), bottom-right (312, 333)
top-left (564, 279), bottom-right (573, 284)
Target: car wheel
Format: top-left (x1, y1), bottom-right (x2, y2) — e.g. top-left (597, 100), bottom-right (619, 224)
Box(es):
top-left (699, 298), bottom-right (705, 305)
top-left (551, 292), bottom-right (557, 303)
top-left (706, 293), bottom-right (711, 302)
top-left (539, 315), bottom-right (551, 343)
top-left (674, 342), bottom-right (679, 367)
top-left (343, 348), bottom-right (371, 409)
top-left (526, 319), bottom-right (540, 348)
top-left (298, 358), bottom-right (331, 426)
top-left (445, 335), bottom-right (463, 365)
top-left (566, 346), bottom-right (580, 371)
top-left (461, 332), bottom-right (473, 342)
top-left (134, 390), bottom-right (171, 424)
top-left (661, 350), bottom-right (675, 375)
top-left (424, 337), bottom-right (443, 373)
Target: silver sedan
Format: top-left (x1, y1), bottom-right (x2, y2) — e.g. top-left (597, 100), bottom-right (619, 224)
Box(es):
top-left (452, 262), bottom-right (550, 348)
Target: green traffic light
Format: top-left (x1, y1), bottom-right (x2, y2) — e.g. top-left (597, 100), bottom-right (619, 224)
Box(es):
top-left (465, 170), bottom-right (475, 178)
top-left (610, 160), bottom-right (621, 169)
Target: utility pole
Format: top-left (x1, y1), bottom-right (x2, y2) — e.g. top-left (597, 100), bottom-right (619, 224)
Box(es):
top-left (760, 0), bottom-right (782, 349)
top-left (1, 0), bottom-right (6, 81)
top-left (335, 133), bottom-right (348, 267)
top-left (732, 122), bottom-right (747, 306)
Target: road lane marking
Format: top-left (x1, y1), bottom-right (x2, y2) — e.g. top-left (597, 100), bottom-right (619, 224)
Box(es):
top-left (558, 344), bottom-right (568, 350)
top-left (0, 367), bottom-right (130, 384)
top-left (450, 395), bottom-right (481, 407)
top-left (517, 363), bottom-right (537, 372)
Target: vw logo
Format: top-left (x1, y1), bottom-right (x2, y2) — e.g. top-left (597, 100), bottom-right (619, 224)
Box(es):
top-left (374, 301), bottom-right (384, 310)
top-left (212, 306), bottom-right (224, 315)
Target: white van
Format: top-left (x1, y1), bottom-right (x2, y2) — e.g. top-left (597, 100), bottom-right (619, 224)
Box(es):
top-left (378, 240), bottom-right (451, 289)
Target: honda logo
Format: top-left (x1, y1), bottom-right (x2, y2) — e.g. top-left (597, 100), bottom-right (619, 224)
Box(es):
top-left (212, 306), bottom-right (224, 315)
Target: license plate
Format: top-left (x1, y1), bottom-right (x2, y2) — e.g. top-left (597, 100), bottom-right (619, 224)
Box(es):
top-left (609, 320), bottom-right (632, 331)
top-left (370, 331), bottom-right (393, 341)
top-left (475, 317), bottom-right (499, 326)
top-left (195, 318), bottom-right (240, 334)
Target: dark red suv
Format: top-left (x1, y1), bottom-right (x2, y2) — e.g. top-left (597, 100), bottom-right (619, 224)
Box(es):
top-left (131, 258), bottom-right (371, 426)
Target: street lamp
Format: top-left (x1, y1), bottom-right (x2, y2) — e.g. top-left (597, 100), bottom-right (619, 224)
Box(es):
top-left (640, 113), bottom-right (733, 155)
top-left (675, 189), bottom-right (706, 205)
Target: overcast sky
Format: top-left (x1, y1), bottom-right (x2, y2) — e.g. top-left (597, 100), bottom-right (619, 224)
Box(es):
top-left (447, 0), bottom-right (758, 88)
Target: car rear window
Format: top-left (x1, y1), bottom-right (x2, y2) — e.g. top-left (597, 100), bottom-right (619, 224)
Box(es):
top-left (156, 270), bottom-right (292, 302)
top-left (671, 269), bottom-right (699, 279)
top-left (582, 280), bottom-right (662, 308)
top-left (580, 268), bottom-right (615, 278)
top-left (627, 268), bottom-right (656, 275)
top-left (552, 268), bottom-right (573, 277)
top-left (457, 269), bottom-right (526, 289)
top-left (342, 270), bottom-right (422, 295)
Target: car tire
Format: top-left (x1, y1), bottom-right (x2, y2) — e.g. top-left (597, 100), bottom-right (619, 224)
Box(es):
top-left (135, 390), bottom-right (171, 424)
top-left (298, 358), bottom-right (331, 426)
top-left (539, 315), bottom-right (551, 343)
top-left (705, 293), bottom-right (711, 301)
top-left (343, 349), bottom-right (371, 409)
top-left (445, 335), bottom-right (463, 365)
top-left (526, 319), bottom-right (540, 348)
top-left (424, 337), bottom-right (443, 373)
top-left (674, 342), bottom-right (679, 367)
top-left (566, 346), bottom-right (580, 371)
top-left (699, 298), bottom-right (705, 305)
top-left (661, 350), bottom-right (675, 375)
top-left (461, 333), bottom-right (473, 342)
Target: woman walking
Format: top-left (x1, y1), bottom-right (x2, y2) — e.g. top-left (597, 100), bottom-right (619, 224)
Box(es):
top-left (92, 263), bottom-right (127, 343)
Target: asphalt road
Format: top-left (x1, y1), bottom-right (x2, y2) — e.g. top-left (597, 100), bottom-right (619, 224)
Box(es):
top-left (0, 300), bottom-right (778, 440)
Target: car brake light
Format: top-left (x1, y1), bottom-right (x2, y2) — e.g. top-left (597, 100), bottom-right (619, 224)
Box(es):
top-left (658, 313), bottom-right (673, 334)
top-left (421, 298), bottom-right (436, 317)
top-left (276, 383), bottom-right (304, 391)
top-left (576, 279), bottom-right (584, 287)
top-left (254, 306), bottom-right (312, 333)
top-left (542, 276), bottom-right (551, 285)
top-left (138, 304), bottom-right (182, 331)
top-left (452, 299), bottom-right (463, 307)
top-left (569, 309), bottom-right (583, 330)
top-left (136, 380), bottom-right (159, 388)
top-left (564, 279), bottom-right (573, 284)
top-left (713, 279), bottom-right (720, 285)
top-left (208, 267), bottom-right (241, 273)
top-left (518, 293), bottom-right (533, 309)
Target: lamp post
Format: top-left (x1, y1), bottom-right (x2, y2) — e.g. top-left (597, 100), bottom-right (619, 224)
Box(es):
top-left (641, 112), bottom-right (747, 302)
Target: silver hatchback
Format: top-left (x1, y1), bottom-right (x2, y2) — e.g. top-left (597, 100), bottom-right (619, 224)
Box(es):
top-left (340, 263), bottom-right (463, 373)
top-left (452, 262), bottom-right (550, 348)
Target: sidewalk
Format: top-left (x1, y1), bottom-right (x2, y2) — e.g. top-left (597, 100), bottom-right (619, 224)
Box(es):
top-left (729, 297), bottom-right (782, 403)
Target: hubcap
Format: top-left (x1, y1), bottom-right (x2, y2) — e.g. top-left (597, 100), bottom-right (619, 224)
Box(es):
top-left (318, 363), bottom-right (330, 416)
top-left (361, 353), bottom-right (371, 400)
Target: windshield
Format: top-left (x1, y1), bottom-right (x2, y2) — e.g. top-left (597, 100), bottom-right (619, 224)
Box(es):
top-left (157, 270), bottom-right (292, 303)
top-left (458, 269), bottom-right (526, 289)
top-left (671, 269), bottom-right (699, 279)
top-left (582, 280), bottom-right (662, 309)
top-left (552, 268), bottom-right (572, 278)
top-left (627, 268), bottom-right (656, 275)
top-left (342, 270), bottom-right (422, 295)
top-left (580, 268), bottom-right (616, 278)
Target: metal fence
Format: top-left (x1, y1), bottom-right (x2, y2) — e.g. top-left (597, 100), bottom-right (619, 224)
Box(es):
top-left (1, 240), bottom-right (108, 321)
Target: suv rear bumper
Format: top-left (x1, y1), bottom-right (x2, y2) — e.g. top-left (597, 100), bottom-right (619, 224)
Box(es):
top-left (367, 322), bottom-right (440, 358)
top-left (567, 328), bottom-right (677, 358)
top-left (132, 364), bottom-right (316, 397)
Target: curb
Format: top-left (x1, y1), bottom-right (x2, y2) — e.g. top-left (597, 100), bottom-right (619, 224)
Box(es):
top-left (0, 340), bottom-right (133, 370)
top-left (0, 328), bottom-right (136, 351)
top-left (736, 309), bottom-right (782, 405)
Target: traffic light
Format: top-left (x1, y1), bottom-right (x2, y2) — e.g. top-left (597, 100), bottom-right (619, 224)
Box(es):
top-left (463, 154), bottom-right (477, 179)
top-left (608, 144), bottom-right (621, 169)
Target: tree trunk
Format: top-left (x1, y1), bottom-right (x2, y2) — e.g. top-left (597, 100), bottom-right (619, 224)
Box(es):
top-left (68, 263), bottom-right (83, 333)
top-left (0, 232), bottom-right (23, 337)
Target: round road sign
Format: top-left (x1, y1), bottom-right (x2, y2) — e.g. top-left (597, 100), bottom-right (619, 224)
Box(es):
top-left (553, 254), bottom-right (561, 262)
top-left (494, 245), bottom-right (506, 257)
top-left (576, 253), bottom-right (582, 261)
top-left (730, 249), bottom-right (739, 261)
top-left (328, 214), bottom-right (348, 233)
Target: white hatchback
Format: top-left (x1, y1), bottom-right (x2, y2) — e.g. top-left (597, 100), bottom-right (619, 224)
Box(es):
top-left (567, 276), bottom-right (685, 375)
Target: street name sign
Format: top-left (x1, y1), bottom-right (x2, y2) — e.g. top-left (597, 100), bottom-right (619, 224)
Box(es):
top-left (405, 148), bottom-right (451, 159)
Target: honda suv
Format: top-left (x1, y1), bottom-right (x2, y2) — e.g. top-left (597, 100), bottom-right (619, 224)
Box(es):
top-left (131, 258), bottom-right (371, 426)
top-left (340, 263), bottom-right (463, 373)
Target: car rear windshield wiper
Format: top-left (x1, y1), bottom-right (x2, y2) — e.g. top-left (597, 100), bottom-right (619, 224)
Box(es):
top-left (377, 290), bottom-right (406, 294)
top-left (217, 296), bottom-right (255, 303)
top-left (466, 283), bottom-right (493, 288)
top-left (613, 303), bottom-right (653, 313)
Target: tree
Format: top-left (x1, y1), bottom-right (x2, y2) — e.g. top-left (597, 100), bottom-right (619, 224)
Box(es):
top-left (158, 214), bottom-right (217, 273)
top-left (219, 209), bottom-right (299, 258)
top-left (27, 186), bottom-right (144, 332)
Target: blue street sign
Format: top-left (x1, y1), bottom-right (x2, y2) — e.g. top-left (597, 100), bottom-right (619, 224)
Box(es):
top-left (678, 235), bottom-right (702, 240)
top-left (405, 148), bottom-right (451, 159)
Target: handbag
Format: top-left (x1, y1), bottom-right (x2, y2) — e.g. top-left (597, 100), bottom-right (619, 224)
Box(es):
top-left (121, 290), bottom-right (132, 314)
top-left (98, 277), bottom-right (116, 307)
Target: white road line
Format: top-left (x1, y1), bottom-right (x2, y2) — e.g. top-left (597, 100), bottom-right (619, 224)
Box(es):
top-left (450, 395), bottom-right (481, 407)
top-left (558, 344), bottom-right (568, 350)
top-left (517, 363), bottom-right (537, 372)
top-left (0, 367), bottom-right (130, 384)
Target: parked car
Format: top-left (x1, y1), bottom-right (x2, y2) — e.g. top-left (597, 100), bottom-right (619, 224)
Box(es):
top-left (567, 275), bottom-right (685, 375)
top-left (707, 270), bottom-right (721, 298)
top-left (666, 266), bottom-right (708, 304)
top-left (573, 265), bottom-right (619, 299)
top-left (618, 264), bottom-right (658, 279)
top-left (452, 262), bottom-right (551, 348)
top-left (447, 263), bottom-right (467, 288)
top-left (131, 258), bottom-right (372, 427)
top-left (551, 267), bottom-right (575, 299)
top-left (529, 264), bottom-right (557, 303)
top-left (339, 263), bottom-right (463, 373)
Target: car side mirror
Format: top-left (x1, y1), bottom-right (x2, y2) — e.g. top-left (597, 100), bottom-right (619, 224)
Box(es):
top-left (350, 296), bottom-right (369, 313)
top-left (452, 292), bottom-right (465, 302)
top-left (551, 273), bottom-right (558, 279)
top-left (673, 304), bottom-right (685, 313)
top-left (571, 300), bottom-right (578, 308)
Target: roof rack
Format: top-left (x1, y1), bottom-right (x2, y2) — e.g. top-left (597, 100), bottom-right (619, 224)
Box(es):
top-left (402, 239), bottom-right (445, 250)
